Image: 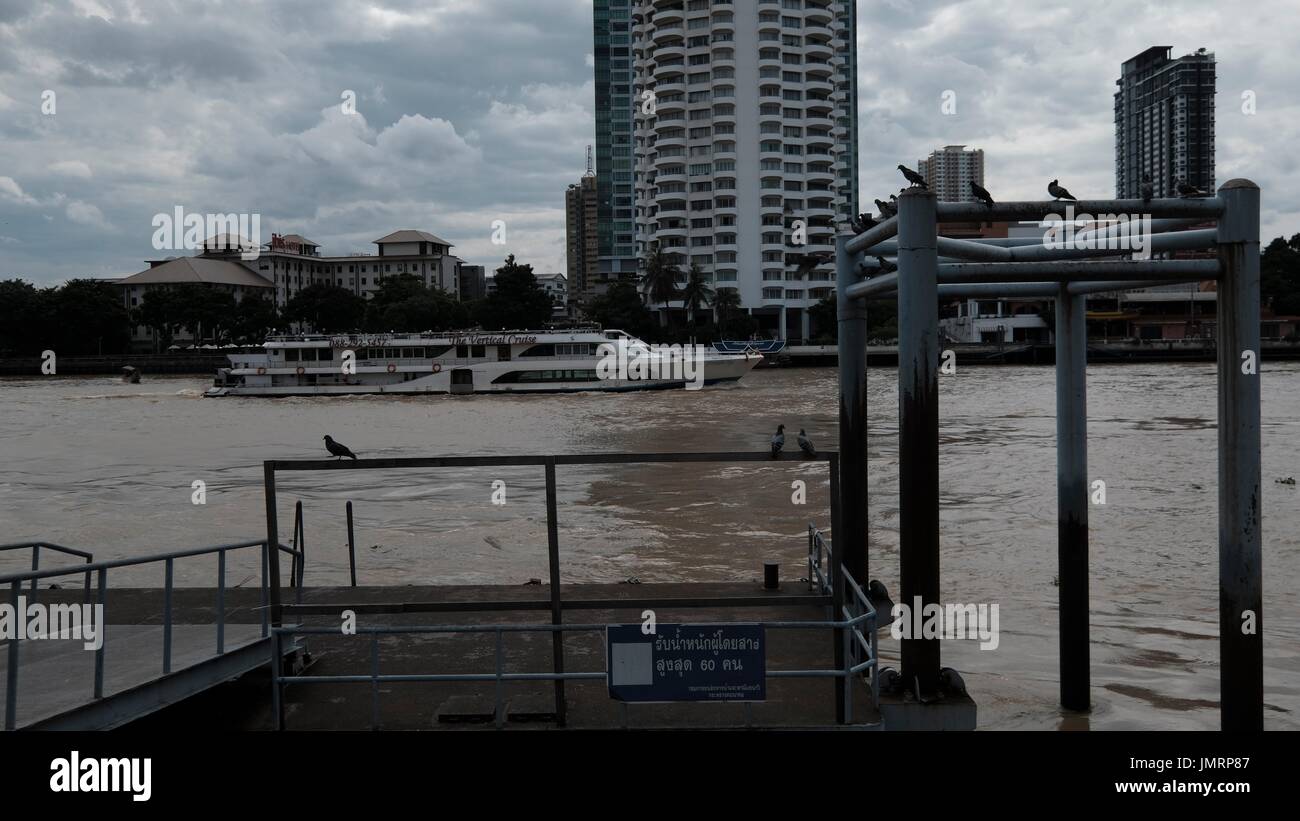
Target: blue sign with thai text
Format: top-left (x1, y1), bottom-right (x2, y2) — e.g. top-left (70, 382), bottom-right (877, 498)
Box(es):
top-left (606, 624), bottom-right (766, 702)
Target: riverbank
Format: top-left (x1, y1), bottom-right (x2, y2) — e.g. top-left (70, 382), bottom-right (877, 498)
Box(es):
top-left (0, 353), bottom-right (228, 376)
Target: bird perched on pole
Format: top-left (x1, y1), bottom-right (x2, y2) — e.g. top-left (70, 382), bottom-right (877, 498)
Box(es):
top-left (1048, 179), bottom-right (1076, 201)
top-left (797, 429), bottom-right (817, 458)
top-left (1140, 174), bottom-right (1154, 204)
top-left (1177, 180), bottom-right (1209, 198)
top-left (969, 181), bottom-right (994, 207)
top-left (849, 212), bottom-right (877, 234)
top-left (770, 424), bottom-right (785, 459)
top-left (874, 198), bottom-right (896, 219)
top-left (897, 164), bottom-right (928, 188)
top-left (323, 435), bottom-right (357, 460)
top-left (874, 255), bottom-right (898, 274)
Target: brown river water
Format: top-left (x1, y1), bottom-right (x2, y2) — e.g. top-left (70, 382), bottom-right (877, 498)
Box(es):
top-left (0, 364), bottom-right (1297, 729)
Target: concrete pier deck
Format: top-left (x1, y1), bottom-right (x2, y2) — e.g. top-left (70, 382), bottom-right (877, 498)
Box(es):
top-left (5, 583), bottom-right (880, 730)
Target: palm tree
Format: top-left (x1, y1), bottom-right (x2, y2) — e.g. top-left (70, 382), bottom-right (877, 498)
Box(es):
top-left (679, 264), bottom-right (715, 328)
top-left (711, 286), bottom-right (742, 333)
top-left (640, 244), bottom-right (682, 328)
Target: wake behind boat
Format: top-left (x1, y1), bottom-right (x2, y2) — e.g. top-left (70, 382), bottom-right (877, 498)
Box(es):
top-left (205, 328), bottom-right (762, 397)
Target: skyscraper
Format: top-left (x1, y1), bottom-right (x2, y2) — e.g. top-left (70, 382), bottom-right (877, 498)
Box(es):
top-left (565, 175), bottom-right (599, 312)
top-left (626, 0), bottom-right (860, 343)
top-left (593, 0), bottom-right (640, 287)
top-left (918, 145), bottom-right (985, 203)
top-left (1114, 46), bottom-right (1216, 200)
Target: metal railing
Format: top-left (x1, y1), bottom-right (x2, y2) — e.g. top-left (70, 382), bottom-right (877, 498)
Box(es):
top-left (0, 542), bottom-right (94, 600)
top-left (1, 539), bottom-right (302, 731)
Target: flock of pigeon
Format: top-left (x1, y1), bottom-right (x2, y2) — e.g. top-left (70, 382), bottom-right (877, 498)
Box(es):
top-left (769, 424), bottom-right (818, 460)
top-left (837, 165), bottom-right (1215, 240)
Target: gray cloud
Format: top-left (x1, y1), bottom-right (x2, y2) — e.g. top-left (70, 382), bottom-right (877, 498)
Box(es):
top-left (0, 0), bottom-right (1296, 286)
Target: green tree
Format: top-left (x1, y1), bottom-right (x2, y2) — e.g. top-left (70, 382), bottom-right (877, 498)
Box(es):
top-left (230, 294), bottom-right (279, 344)
top-left (1262, 234), bottom-right (1300, 316)
top-left (639, 244), bottom-right (681, 327)
top-left (474, 256), bottom-right (554, 330)
top-left (284, 283), bottom-right (366, 333)
top-left (48, 279), bottom-right (130, 355)
top-left (133, 284), bottom-right (232, 349)
top-left (586, 281), bottom-right (656, 340)
top-left (679, 263), bottom-right (715, 328)
top-left (364, 274), bottom-right (468, 332)
top-left (0, 279), bottom-right (47, 355)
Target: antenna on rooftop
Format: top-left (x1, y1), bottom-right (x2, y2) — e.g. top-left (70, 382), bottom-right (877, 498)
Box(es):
top-left (584, 145), bottom-right (595, 177)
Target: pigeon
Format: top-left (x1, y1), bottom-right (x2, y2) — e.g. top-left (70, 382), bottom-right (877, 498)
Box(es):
top-left (873, 255), bottom-right (898, 274)
top-left (770, 424), bottom-right (785, 458)
top-left (797, 428), bottom-right (816, 458)
top-left (877, 666), bottom-right (903, 695)
top-left (874, 198), bottom-right (896, 218)
top-left (898, 164), bottom-right (928, 188)
top-left (939, 667), bottom-right (968, 696)
top-left (1177, 180), bottom-right (1209, 198)
top-left (323, 435), bottom-right (357, 460)
top-left (849, 212), bottom-right (877, 233)
top-left (793, 252), bottom-right (833, 277)
top-left (1048, 179), bottom-right (1076, 201)
top-left (867, 579), bottom-right (895, 629)
top-left (969, 181), bottom-right (994, 207)
top-left (1140, 174), bottom-right (1154, 203)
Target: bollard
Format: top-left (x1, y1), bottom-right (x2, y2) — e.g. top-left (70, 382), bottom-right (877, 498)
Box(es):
top-left (763, 562), bottom-right (779, 590)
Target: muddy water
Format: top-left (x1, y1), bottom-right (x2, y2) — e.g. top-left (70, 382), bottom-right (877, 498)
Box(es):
top-left (0, 364), bottom-right (1296, 729)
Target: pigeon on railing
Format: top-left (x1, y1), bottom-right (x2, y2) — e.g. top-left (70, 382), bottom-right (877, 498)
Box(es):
top-left (1140, 174), bottom-right (1154, 204)
top-left (898, 164), bottom-right (928, 188)
top-left (849, 212), bottom-right (877, 233)
top-left (323, 435), bottom-right (358, 460)
top-left (1177, 180), bottom-right (1210, 198)
top-left (874, 255), bottom-right (898, 274)
top-left (969, 181), bottom-right (995, 207)
top-left (798, 429), bottom-right (817, 458)
top-left (874, 198), bottom-right (896, 218)
top-left (770, 424), bottom-right (785, 458)
top-left (1048, 179), bottom-right (1077, 201)
top-left (793, 251), bottom-right (833, 277)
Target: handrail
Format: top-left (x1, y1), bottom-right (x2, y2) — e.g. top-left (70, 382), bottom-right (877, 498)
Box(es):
top-left (4, 538), bottom-right (304, 731)
top-left (0, 542), bottom-right (94, 599)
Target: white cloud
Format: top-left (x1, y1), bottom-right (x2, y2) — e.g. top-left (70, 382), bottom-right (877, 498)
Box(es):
top-left (65, 200), bottom-right (112, 230)
top-left (0, 176), bottom-right (37, 205)
top-left (49, 160), bottom-right (93, 178)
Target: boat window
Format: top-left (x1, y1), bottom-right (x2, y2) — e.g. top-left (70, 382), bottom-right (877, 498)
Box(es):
top-left (497, 345), bottom-right (511, 362)
top-left (519, 344), bottom-right (555, 357)
top-left (401, 348), bottom-right (414, 358)
top-left (384, 348), bottom-right (399, 358)
top-left (318, 349), bottom-right (333, 361)
top-left (301, 349), bottom-right (318, 361)
top-left (456, 344), bottom-right (469, 358)
top-left (471, 345), bottom-right (486, 358)
top-left (426, 345), bottom-right (452, 358)
top-left (284, 349), bottom-right (300, 362)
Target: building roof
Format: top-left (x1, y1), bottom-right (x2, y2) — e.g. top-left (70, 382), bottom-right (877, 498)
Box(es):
top-left (201, 233), bottom-right (259, 252)
top-left (118, 256), bottom-right (272, 288)
top-left (373, 230), bottom-right (453, 246)
top-left (281, 234), bottom-right (319, 247)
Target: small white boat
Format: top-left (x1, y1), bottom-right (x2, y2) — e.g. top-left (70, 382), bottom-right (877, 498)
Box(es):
top-left (204, 328), bottom-right (762, 397)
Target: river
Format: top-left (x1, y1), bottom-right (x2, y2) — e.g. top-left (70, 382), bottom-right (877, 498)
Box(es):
top-left (1, 363), bottom-right (1296, 729)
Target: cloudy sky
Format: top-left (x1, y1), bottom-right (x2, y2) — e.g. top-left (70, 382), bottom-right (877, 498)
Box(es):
top-left (0, 0), bottom-right (1296, 286)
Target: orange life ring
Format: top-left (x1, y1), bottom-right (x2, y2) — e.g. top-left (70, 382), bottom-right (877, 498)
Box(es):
top-left (387, 363), bottom-right (397, 373)
top-left (296, 366), bottom-right (305, 376)
top-left (432, 363), bottom-right (442, 374)
top-left (256, 367), bottom-right (266, 375)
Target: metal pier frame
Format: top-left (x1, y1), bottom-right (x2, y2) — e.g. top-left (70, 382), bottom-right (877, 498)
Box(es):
top-left (835, 180), bottom-right (1263, 729)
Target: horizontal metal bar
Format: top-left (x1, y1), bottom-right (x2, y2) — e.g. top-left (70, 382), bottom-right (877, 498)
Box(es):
top-left (269, 451), bottom-right (838, 471)
top-left (0, 542), bottom-right (94, 560)
top-left (936, 236), bottom-right (1015, 262)
top-left (935, 197), bottom-right (1225, 222)
top-left (844, 217), bottom-right (898, 254)
top-left (936, 282), bottom-right (1062, 298)
top-left (936, 260), bottom-right (1220, 283)
top-left (0, 540), bottom-right (290, 585)
top-left (285, 669), bottom-right (849, 686)
top-left (1075, 217), bottom-right (1211, 242)
top-left (844, 272), bottom-right (898, 300)
top-left (1067, 279), bottom-right (1192, 296)
top-left (280, 594), bottom-right (834, 618)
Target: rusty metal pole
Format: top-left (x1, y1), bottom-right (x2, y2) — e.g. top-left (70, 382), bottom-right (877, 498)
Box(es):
top-left (835, 233), bottom-right (868, 723)
top-left (1215, 179), bottom-right (1263, 731)
top-left (896, 188), bottom-right (940, 697)
top-left (1055, 285), bottom-right (1090, 711)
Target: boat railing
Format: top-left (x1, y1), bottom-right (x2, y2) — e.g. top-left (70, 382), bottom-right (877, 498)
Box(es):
top-left (0, 542), bottom-right (94, 600)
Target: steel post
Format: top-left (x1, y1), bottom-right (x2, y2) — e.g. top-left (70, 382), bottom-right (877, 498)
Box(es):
top-left (835, 235), bottom-right (868, 723)
top-left (544, 460), bottom-right (567, 727)
top-left (896, 189), bottom-right (941, 696)
top-left (1216, 179), bottom-right (1263, 731)
top-left (1055, 285), bottom-right (1090, 710)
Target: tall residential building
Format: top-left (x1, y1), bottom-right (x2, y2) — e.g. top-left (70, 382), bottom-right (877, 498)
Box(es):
top-left (565, 175), bottom-right (600, 311)
top-left (628, 0), bottom-right (860, 343)
top-left (918, 145), bottom-right (985, 203)
top-left (1114, 46), bottom-right (1216, 200)
top-left (593, 0), bottom-right (640, 285)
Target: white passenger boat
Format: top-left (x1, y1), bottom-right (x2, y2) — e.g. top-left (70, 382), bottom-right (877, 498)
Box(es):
top-left (204, 328), bottom-right (762, 397)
